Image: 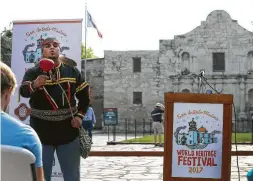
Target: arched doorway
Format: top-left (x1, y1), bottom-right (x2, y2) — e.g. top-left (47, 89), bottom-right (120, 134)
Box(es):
top-left (182, 89), bottom-right (190, 93)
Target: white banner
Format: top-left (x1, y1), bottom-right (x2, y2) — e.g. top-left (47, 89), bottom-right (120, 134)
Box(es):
top-left (9, 19), bottom-right (83, 181)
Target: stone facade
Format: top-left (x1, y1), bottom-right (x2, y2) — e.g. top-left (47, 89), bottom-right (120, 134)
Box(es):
top-left (81, 58), bottom-right (104, 129)
top-left (103, 51), bottom-right (160, 132)
top-left (159, 10), bottom-right (253, 121)
top-left (85, 10), bottom-right (253, 132)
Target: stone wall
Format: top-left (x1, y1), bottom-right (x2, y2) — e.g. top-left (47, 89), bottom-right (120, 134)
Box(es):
top-left (104, 51), bottom-right (160, 132)
top-left (81, 58), bottom-right (104, 129)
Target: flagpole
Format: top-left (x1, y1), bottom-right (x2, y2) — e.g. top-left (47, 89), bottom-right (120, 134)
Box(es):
top-left (84, 2), bottom-right (87, 81)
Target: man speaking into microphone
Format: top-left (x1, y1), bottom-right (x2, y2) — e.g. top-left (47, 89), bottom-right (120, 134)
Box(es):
top-left (19, 37), bottom-right (90, 181)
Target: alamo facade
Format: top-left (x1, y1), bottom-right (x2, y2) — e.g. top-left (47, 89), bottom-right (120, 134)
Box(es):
top-left (82, 10), bottom-right (253, 132)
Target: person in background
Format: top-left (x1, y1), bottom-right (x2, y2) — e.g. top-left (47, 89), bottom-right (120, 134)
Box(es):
top-left (82, 105), bottom-right (96, 143)
top-left (151, 103), bottom-right (165, 147)
top-left (0, 62), bottom-right (44, 181)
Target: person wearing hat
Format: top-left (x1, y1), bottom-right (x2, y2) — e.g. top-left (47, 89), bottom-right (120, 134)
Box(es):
top-left (19, 37), bottom-right (90, 181)
top-left (151, 103), bottom-right (165, 147)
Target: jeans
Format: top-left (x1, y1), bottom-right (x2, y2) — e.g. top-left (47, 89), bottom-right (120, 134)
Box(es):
top-left (82, 121), bottom-right (93, 140)
top-left (42, 138), bottom-right (80, 181)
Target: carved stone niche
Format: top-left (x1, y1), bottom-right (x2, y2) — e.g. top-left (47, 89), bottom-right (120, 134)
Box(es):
top-left (247, 51), bottom-right (253, 71)
top-left (181, 52), bottom-right (190, 71)
top-left (181, 68), bottom-right (190, 75)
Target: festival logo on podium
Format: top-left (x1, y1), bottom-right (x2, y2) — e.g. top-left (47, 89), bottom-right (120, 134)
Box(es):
top-left (172, 103), bottom-right (223, 179)
top-left (174, 117), bottom-right (222, 150)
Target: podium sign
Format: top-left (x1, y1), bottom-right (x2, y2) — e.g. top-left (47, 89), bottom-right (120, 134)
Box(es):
top-left (163, 93), bottom-right (233, 181)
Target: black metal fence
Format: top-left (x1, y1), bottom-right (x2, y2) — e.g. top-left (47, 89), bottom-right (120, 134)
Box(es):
top-left (106, 118), bottom-right (253, 144)
top-left (124, 118), bottom-right (153, 140)
top-left (106, 118), bottom-right (154, 142)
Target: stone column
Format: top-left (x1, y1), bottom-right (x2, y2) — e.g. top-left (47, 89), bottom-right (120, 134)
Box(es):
top-left (239, 78), bottom-right (247, 120)
top-left (177, 78), bottom-right (180, 92)
top-left (172, 82), bottom-right (177, 93)
top-left (192, 77), bottom-right (198, 93)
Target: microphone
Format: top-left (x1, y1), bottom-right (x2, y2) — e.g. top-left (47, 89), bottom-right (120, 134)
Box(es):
top-left (39, 58), bottom-right (55, 72)
top-left (39, 58), bottom-right (56, 81)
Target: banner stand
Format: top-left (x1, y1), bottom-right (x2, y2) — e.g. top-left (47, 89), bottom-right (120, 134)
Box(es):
top-left (10, 19), bottom-right (83, 181)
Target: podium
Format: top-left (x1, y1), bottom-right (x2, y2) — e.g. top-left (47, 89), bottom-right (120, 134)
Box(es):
top-left (163, 93), bottom-right (233, 181)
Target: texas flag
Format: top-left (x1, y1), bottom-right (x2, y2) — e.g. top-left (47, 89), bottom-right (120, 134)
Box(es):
top-left (87, 11), bottom-right (103, 38)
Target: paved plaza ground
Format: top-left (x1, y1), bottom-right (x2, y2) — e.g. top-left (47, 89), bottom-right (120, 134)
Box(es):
top-left (80, 133), bottom-right (253, 181)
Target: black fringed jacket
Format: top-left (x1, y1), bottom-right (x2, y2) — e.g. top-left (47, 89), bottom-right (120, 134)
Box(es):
top-left (19, 62), bottom-right (90, 145)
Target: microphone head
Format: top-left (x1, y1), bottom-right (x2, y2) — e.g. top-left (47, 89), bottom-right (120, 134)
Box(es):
top-left (39, 58), bottom-right (55, 72)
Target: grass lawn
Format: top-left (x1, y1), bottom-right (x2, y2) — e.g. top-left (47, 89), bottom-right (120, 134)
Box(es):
top-left (121, 133), bottom-right (253, 143)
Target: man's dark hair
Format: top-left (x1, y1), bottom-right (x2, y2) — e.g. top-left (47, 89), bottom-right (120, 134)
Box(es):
top-left (42, 37), bottom-right (59, 46)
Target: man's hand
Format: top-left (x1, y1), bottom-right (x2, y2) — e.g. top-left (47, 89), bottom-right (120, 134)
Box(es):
top-left (36, 167), bottom-right (45, 181)
top-left (72, 116), bottom-right (82, 128)
top-left (33, 75), bottom-right (49, 88)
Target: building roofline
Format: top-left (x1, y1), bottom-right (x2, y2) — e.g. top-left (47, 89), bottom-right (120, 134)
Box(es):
top-left (81, 57), bottom-right (104, 61)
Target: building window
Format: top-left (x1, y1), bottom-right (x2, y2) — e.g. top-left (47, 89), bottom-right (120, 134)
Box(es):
top-left (247, 51), bottom-right (253, 70)
top-left (213, 53), bottom-right (225, 72)
top-left (133, 57), bottom-right (141, 73)
top-left (133, 92), bottom-right (142, 104)
top-left (248, 89), bottom-right (253, 103)
top-left (181, 52), bottom-right (190, 61)
top-left (248, 51), bottom-right (253, 58)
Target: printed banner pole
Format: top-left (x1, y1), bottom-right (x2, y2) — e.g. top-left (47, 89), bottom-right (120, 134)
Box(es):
top-left (10, 19), bottom-right (83, 181)
top-left (84, 3), bottom-right (87, 81)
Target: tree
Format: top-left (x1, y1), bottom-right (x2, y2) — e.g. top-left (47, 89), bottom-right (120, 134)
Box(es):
top-left (1, 27), bottom-right (12, 67)
top-left (81, 43), bottom-right (97, 59)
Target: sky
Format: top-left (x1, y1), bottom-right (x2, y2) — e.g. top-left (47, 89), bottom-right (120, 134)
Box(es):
top-left (0, 0), bottom-right (252, 58)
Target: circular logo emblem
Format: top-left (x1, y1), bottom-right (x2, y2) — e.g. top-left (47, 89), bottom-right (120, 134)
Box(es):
top-left (14, 103), bottom-right (31, 121)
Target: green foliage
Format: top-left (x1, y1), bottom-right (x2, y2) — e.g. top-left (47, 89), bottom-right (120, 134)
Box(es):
top-left (1, 27), bottom-right (13, 67)
top-left (81, 44), bottom-right (97, 59)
